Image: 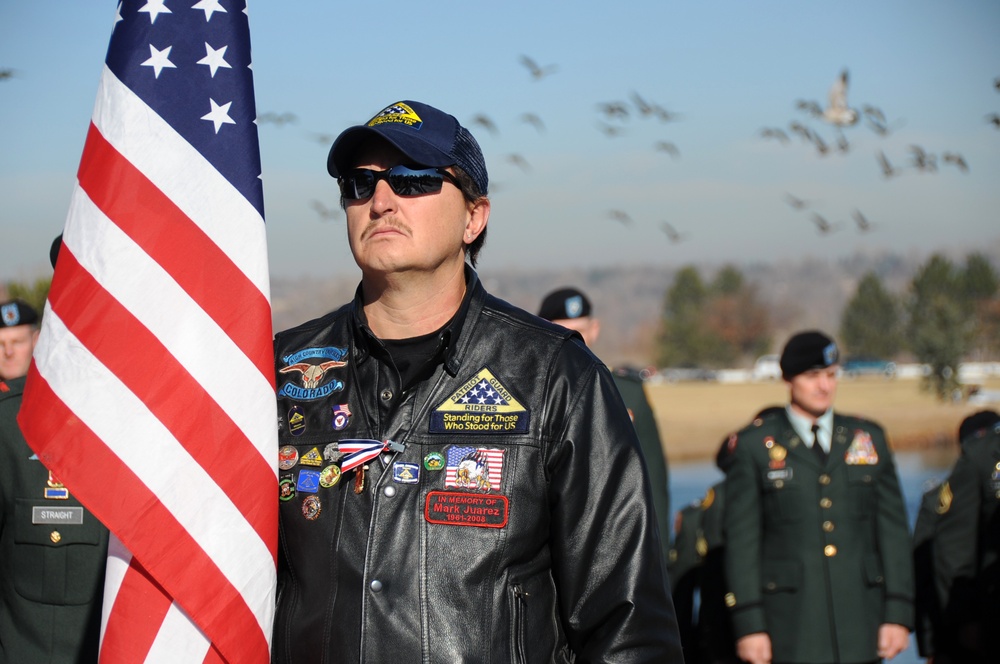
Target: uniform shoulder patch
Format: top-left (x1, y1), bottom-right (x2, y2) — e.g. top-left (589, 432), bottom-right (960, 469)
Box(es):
top-left (936, 481), bottom-right (953, 514)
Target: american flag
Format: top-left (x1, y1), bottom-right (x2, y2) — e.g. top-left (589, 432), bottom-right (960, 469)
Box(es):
top-left (18, 2), bottom-right (277, 662)
top-left (444, 446), bottom-right (505, 491)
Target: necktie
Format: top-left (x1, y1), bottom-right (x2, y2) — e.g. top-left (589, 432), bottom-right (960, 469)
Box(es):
top-left (811, 423), bottom-right (827, 465)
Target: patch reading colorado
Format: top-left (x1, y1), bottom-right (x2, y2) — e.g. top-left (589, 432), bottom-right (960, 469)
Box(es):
top-left (430, 367), bottom-right (529, 433)
top-left (425, 491), bottom-right (509, 528)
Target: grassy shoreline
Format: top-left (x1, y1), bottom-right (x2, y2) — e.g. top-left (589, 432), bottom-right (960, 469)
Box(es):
top-left (647, 377), bottom-right (1000, 464)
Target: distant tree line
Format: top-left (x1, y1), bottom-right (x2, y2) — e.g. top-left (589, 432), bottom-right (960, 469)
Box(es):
top-left (1, 277), bottom-right (51, 316)
top-left (839, 252), bottom-right (999, 399)
top-left (656, 253), bottom-right (999, 399)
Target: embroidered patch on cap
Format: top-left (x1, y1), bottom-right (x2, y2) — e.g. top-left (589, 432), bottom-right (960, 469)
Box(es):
top-left (367, 102), bottom-right (423, 129)
top-left (430, 367), bottom-right (528, 433)
top-left (425, 491), bottom-right (508, 528)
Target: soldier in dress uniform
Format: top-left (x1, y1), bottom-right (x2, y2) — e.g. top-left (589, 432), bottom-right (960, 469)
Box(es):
top-left (698, 406), bottom-right (784, 664)
top-left (930, 409), bottom-right (1000, 663)
top-left (723, 330), bottom-right (914, 664)
top-left (537, 286), bottom-right (672, 564)
top-left (913, 410), bottom-right (999, 663)
top-left (0, 299), bottom-right (109, 663)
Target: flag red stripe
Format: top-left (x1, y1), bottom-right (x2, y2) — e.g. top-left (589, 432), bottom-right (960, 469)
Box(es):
top-left (99, 562), bottom-right (173, 664)
top-left (47, 247), bottom-right (276, 555)
top-left (19, 377), bottom-right (270, 663)
top-left (77, 122), bottom-right (273, 385)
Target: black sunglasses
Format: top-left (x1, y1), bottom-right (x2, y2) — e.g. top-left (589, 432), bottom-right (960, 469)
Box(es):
top-left (338, 165), bottom-right (461, 200)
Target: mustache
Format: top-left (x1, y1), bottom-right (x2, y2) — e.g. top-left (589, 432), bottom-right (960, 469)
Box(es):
top-left (360, 217), bottom-right (411, 241)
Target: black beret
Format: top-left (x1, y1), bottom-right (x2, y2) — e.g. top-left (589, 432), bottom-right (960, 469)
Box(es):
top-left (958, 409), bottom-right (1000, 443)
top-left (779, 330), bottom-right (839, 380)
top-left (0, 299), bottom-right (39, 328)
top-left (537, 287), bottom-right (592, 321)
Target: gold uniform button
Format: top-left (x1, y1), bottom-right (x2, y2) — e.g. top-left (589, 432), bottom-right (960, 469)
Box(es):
top-left (724, 592), bottom-right (736, 608)
top-left (823, 520), bottom-right (835, 532)
top-left (820, 498), bottom-right (833, 509)
top-left (50, 531), bottom-right (62, 543)
top-left (824, 545), bottom-right (837, 557)
top-left (818, 474), bottom-right (831, 485)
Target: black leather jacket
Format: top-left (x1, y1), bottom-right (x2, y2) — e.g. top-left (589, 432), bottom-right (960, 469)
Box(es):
top-left (272, 269), bottom-right (681, 663)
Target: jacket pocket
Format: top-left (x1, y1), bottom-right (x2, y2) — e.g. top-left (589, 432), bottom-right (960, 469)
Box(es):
top-left (862, 553), bottom-right (885, 587)
top-left (846, 466), bottom-right (877, 518)
top-left (761, 559), bottom-right (802, 594)
top-left (13, 499), bottom-right (106, 605)
top-left (509, 583), bottom-right (528, 664)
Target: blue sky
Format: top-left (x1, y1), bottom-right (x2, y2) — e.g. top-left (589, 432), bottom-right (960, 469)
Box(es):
top-left (1, 0), bottom-right (998, 281)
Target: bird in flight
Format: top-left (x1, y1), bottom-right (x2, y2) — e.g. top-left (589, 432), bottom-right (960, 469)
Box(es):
top-left (821, 69), bottom-right (859, 127)
top-left (597, 101), bottom-right (630, 120)
top-left (810, 213), bottom-right (840, 234)
top-left (257, 111), bottom-right (298, 126)
top-left (942, 152), bottom-right (969, 173)
top-left (659, 221), bottom-right (687, 243)
top-left (784, 193), bottom-right (811, 210)
top-left (654, 141), bottom-right (680, 158)
top-left (310, 200), bottom-right (340, 221)
top-left (876, 151), bottom-right (900, 179)
top-left (852, 209), bottom-right (874, 232)
top-left (608, 209), bottom-right (634, 227)
top-left (0, 68), bottom-right (14, 81)
top-left (471, 114), bottom-right (499, 137)
top-left (908, 145), bottom-right (937, 172)
top-left (505, 153), bottom-right (531, 173)
top-left (759, 127), bottom-right (790, 144)
top-left (519, 54), bottom-right (557, 80)
top-left (986, 113), bottom-right (1000, 129)
top-left (519, 112), bottom-right (545, 133)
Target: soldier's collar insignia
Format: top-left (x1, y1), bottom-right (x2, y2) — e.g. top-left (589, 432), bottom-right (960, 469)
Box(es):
top-left (429, 366), bottom-right (528, 434)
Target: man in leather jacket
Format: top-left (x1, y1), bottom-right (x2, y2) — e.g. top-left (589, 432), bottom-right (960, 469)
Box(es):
top-left (270, 100), bottom-right (682, 663)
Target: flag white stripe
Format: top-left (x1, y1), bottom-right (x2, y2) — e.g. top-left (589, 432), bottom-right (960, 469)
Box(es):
top-left (100, 534), bottom-right (132, 648)
top-left (92, 65), bottom-right (270, 301)
top-left (33, 308), bottom-right (275, 638)
top-left (61, 188), bottom-right (276, 473)
top-left (144, 602), bottom-right (211, 663)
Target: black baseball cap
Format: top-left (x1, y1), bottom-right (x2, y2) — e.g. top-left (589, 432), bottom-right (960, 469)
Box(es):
top-left (327, 100), bottom-right (489, 196)
top-left (1, 299), bottom-right (39, 328)
top-left (780, 330), bottom-right (839, 380)
top-left (538, 287), bottom-right (592, 321)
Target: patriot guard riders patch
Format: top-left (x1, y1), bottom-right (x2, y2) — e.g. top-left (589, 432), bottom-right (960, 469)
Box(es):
top-left (429, 367), bottom-right (528, 433)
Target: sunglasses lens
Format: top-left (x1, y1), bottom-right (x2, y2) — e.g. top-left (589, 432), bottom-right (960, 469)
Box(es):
top-left (339, 166), bottom-right (449, 200)
top-left (339, 170), bottom-right (375, 200)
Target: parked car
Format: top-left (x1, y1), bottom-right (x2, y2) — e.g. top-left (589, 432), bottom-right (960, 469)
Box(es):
top-left (841, 357), bottom-right (897, 378)
top-left (752, 354), bottom-right (782, 381)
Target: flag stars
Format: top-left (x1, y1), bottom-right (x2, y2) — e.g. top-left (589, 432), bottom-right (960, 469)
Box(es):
top-left (141, 44), bottom-right (176, 79)
top-left (114, 2), bottom-right (124, 26)
top-left (192, 0), bottom-right (227, 21)
top-left (139, 0), bottom-right (172, 23)
top-left (201, 98), bottom-right (236, 133)
top-left (197, 43), bottom-right (231, 77)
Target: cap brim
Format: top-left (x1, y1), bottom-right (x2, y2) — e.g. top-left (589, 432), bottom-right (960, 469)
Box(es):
top-left (327, 125), bottom-right (454, 177)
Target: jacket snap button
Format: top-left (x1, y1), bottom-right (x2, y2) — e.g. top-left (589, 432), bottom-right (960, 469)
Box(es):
top-left (370, 580), bottom-right (383, 593)
top-left (380, 389), bottom-right (393, 401)
top-left (383, 486), bottom-right (396, 497)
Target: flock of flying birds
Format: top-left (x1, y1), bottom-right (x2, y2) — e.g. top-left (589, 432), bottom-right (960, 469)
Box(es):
top-left (6, 55), bottom-right (994, 242)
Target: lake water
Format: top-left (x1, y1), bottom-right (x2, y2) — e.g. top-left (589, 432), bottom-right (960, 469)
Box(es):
top-left (669, 450), bottom-right (954, 664)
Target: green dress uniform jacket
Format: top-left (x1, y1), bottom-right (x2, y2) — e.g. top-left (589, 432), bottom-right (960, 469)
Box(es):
top-left (612, 369), bottom-right (671, 566)
top-left (723, 410), bottom-right (914, 664)
top-left (932, 423), bottom-right (1000, 662)
top-left (911, 480), bottom-right (944, 659)
top-left (0, 377), bottom-right (109, 664)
